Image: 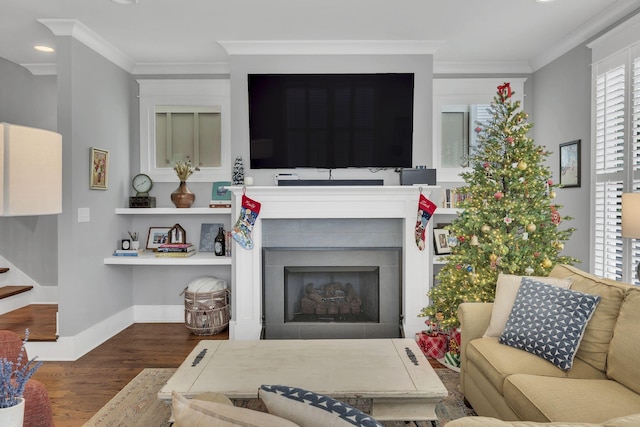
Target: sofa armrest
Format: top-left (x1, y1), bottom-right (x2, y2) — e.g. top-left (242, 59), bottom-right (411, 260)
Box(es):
top-left (458, 302), bottom-right (493, 345)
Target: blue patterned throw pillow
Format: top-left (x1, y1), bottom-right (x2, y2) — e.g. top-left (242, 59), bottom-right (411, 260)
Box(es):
top-left (499, 278), bottom-right (600, 370)
top-left (259, 385), bottom-right (384, 427)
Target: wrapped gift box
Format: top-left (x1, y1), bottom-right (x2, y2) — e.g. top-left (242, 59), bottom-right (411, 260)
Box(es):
top-left (417, 332), bottom-right (448, 359)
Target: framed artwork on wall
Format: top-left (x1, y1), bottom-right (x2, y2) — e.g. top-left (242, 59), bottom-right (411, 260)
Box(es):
top-left (559, 140), bottom-right (581, 188)
top-left (90, 147), bottom-right (109, 190)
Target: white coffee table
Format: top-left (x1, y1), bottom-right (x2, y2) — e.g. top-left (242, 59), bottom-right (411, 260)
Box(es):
top-left (159, 338), bottom-right (448, 422)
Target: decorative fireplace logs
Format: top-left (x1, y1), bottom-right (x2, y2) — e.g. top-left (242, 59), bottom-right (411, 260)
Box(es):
top-left (300, 282), bottom-right (362, 315)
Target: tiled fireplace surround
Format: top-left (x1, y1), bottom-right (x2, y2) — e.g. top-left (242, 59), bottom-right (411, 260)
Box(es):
top-left (230, 186), bottom-right (433, 341)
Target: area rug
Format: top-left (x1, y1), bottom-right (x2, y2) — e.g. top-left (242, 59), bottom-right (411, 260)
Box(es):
top-left (83, 367), bottom-right (475, 426)
top-left (83, 368), bottom-right (173, 427)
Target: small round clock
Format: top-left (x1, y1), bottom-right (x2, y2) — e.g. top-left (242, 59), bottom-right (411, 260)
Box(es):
top-left (132, 173), bottom-right (153, 196)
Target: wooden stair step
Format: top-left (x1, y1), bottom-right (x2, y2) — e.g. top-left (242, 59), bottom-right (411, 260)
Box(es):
top-left (0, 285), bottom-right (33, 299)
top-left (0, 304), bottom-right (58, 342)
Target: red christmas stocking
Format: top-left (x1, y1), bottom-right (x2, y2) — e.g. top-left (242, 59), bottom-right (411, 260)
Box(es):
top-left (232, 194), bottom-right (262, 250)
top-left (415, 193), bottom-right (437, 250)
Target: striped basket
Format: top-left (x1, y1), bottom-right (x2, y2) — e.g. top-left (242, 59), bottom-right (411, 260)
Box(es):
top-left (184, 288), bottom-right (230, 335)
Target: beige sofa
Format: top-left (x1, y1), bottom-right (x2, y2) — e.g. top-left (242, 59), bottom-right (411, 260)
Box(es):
top-left (457, 264), bottom-right (640, 424)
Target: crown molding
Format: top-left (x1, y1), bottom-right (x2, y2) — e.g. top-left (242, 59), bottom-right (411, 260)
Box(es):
top-left (218, 40), bottom-right (445, 56)
top-left (37, 18), bottom-right (135, 73)
top-left (132, 61), bottom-right (230, 75)
top-left (20, 63), bottom-right (57, 76)
top-left (530, 0), bottom-right (640, 71)
top-left (433, 61), bottom-right (533, 75)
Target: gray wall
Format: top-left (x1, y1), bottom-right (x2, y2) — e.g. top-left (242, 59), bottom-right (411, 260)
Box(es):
top-left (55, 37), bottom-right (135, 335)
top-left (0, 29), bottom-right (614, 338)
top-left (530, 46), bottom-right (596, 268)
top-left (0, 58), bottom-right (59, 286)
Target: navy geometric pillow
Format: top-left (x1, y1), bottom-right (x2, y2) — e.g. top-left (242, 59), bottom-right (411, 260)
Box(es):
top-left (499, 278), bottom-right (600, 371)
top-left (259, 384), bottom-right (384, 427)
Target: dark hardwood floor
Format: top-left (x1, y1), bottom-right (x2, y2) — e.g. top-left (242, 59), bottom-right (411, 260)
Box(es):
top-left (1, 306), bottom-right (442, 427)
top-left (33, 323), bottom-right (228, 427)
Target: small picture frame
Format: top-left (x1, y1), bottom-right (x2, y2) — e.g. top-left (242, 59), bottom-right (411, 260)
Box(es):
top-left (559, 140), bottom-right (581, 188)
top-left (434, 228), bottom-right (452, 255)
top-left (90, 147), bottom-right (109, 190)
top-left (199, 223), bottom-right (224, 252)
top-left (212, 181), bottom-right (232, 200)
top-left (146, 227), bottom-right (171, 250)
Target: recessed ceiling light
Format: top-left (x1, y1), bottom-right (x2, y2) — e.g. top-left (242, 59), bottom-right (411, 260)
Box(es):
top-left (34, 45), bottom-right (55, 53)
top-left (111, 0), bottom-right (138, 5)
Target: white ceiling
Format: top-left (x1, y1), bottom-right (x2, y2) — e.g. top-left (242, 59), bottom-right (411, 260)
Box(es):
top-left (1, 0), bottom-right (639, 75)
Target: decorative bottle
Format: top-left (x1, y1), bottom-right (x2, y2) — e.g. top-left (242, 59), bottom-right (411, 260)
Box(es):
top-left (214, 227), bottom-right (226, 256)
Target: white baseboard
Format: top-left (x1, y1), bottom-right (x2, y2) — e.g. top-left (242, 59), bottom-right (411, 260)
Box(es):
top-left (134, 304), bottom-right (183, 322)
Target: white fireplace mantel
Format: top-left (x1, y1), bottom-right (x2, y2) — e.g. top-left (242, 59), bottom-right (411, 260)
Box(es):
top-left (229, 185), bottom-right (436, 340)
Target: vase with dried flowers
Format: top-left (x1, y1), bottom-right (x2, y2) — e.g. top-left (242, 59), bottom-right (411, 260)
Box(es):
top-left (171, 160), bottom-right (200, 208)
top-left (0, 329), bottom-right (42, 427)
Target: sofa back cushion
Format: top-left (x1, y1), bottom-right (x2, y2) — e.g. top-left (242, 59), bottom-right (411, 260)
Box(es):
top-left (483, 274), bottom-right (573, 338)
top-left (549, 265), bottom-right (630, 372)
top-left (607, 288), bottom-right (640, 394)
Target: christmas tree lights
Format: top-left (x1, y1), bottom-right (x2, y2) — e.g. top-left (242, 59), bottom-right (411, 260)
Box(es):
top-left (419, 83), bottom-right (579, 329)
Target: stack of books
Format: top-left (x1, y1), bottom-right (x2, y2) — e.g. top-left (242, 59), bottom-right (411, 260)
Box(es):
top-left (112, 249), bottom-right (144, 257)
top-left (155, 243), bottom-right (196, 258)
top-left (209, 200), bottom-right (232, 208)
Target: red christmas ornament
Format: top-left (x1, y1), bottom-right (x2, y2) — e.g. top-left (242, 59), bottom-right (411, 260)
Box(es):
top-left (458, 235), bottom-right (466, 243)
top-left (506, 136), bottom-right (514, 145)
top-left (494, 191), bottom-right (503, 200)
top-left (548, 179), bottom-right (554, 186)
top-left (483, 162), bottom-right (490, 169)
top-left (551, 206), bottom-right (562, 225)
top-left (475, 126), bottom-right (482, 133)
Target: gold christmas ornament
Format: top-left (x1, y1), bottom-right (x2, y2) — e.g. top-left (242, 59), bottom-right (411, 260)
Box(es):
top-left (470, 235), bottom-right (479, 246)
top-left (481, 225), bottom-right (491, 234)
top-left (542, 258), bottom-right (553, 268)
top-left (526, 223), bottom-right (536, 233)
top-left (517, 161), bottom-right (527, 170)
top-left (489, 253), bottom-right (498, 262)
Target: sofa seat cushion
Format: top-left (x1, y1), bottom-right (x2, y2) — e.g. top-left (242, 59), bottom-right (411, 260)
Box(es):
top-left (466, 338), bottom-right (605, 395)
top-left (549, 265), bottom-right (631, 372)
top-left (445, 413), bottom-right (640, 427)
top-left (504, 375), bottom-right (640, 423)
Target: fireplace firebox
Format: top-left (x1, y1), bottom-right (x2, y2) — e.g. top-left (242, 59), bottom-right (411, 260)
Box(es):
top-left (263, 247), bottom-right (401, 339)
top-left (285, 266), bottom-right (380, 323)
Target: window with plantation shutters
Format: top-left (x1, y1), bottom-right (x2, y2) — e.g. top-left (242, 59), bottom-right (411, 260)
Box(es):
top-left (592, 40), bottom-right (640, 284)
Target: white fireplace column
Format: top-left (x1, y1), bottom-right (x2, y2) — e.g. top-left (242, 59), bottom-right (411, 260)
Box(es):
top-left (229, 185), bottom-right (435, 341)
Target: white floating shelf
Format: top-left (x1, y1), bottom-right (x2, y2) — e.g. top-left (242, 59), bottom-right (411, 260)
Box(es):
top-left (104, 252), bottom-right (233, 266)
top-left (115, 208), bottom-right (231, 215)
top-left (436, 208), bottom-right (463, 215)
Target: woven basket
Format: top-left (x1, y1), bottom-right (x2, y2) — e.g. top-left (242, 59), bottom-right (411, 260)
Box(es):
top-left (184, 288), bottom-right (230, 335)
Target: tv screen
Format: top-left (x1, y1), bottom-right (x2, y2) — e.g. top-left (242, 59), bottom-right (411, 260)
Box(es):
top-left (248, 73), bottom-right (414, 169)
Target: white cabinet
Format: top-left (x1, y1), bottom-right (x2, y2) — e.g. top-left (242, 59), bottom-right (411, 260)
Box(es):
top-left (104, 208), bottom-right (233, 266)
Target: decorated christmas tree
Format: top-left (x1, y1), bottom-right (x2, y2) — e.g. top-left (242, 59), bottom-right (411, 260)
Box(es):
top-left (420, 83), bottom-right (578, 329)
top-left (232, 156), bottom-right (245, 185)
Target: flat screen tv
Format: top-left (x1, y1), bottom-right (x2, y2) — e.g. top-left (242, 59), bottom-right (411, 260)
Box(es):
top-left (248, 73), bottom-right (414, 169)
